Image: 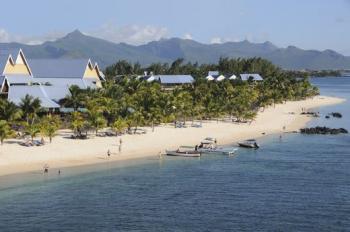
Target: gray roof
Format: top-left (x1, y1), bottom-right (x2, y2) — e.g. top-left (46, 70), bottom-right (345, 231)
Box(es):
top-left (27, 59), bottom-right (90, 78)
top-left (154, 75), bottom-right (194, 84)
top-left (208, 71), bottom-right (219, 76)
top-left (39, 78), bottom-right (97, 102)
top-left (5, 75), bottom-right (36, 85)
top-left (240, 74), bottom-right (263, 81)
top-left (41, 85), bottom-right (71, 102)
top-left (8, 85), bottom-right (60, 108)
top-left (35, 78), bottom-right (87, 88)
top-left (37, 78), bottom-right (98, 89)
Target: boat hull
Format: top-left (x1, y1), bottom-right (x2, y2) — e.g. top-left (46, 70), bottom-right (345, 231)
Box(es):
top-left (238, 143), bottom-right (259, 149)
top-left (199, 148), bottom-right (237, 155)
top-left (166, 150), bottom-right (201, 157)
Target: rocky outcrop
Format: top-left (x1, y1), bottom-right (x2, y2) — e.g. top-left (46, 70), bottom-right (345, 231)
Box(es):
top-left (329, 112), bottom-right (342, 118)
top-left (300, 126), bottom-right (348, 135)
top-left (301, 112), bottom-right (320, 117)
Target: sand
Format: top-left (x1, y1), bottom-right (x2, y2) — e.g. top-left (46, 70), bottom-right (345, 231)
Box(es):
top-left (0, 96), bottom-right (345, 177)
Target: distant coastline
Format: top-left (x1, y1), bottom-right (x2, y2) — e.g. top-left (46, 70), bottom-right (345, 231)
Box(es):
top-left (285, 70), bottom-right (343, 78)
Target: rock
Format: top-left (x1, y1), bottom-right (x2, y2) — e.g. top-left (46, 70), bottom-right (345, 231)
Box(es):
top-left (300, 126), bottom-right (348, 135)
top-left (330, 112), bottom-right (342, 118)
top-left (301, 112), bottom-right (320, 117)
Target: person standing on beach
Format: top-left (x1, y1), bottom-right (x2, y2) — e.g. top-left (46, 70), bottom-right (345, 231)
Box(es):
top-left (119, 138), bottom-right (122, 153)
top-left (43, 164), bottom-right (49, 173)
top-left (107, 149), bottom-right (111, 157)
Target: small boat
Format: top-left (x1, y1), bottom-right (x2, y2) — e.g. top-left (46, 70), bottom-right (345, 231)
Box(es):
top-left (198, 137), bottom-right (237, 155)
top-left (166, 146), bottom-right (201, 157)
top-left (238, 139), bottom-right (259, 149)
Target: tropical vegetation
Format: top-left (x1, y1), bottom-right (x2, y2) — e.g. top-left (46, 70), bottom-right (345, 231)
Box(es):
top-left (0, 57), bottom-right (318, 145)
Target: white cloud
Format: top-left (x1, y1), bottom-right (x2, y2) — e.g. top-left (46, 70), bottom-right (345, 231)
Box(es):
top-left (210, 37), bottom-right (223, 44)
top-left (210, 37), bottom-right (240, 44)
top-left (183, 33), bottom-right (193, 40)
top-left (0, 29), bottom-right (11, 42)
top-left (0, 24), bottom-right (169, 46)
top-left (0, 28), bottom-right (65, 45)
top-left (89, 23), bottom-right (169, 45)
top-left (210, 33), bottom-right (271, 44)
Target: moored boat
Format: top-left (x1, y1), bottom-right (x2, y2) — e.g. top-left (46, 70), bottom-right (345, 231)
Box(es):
top-left (198, 137), bottom-right (237, 155)
top-left (238, 139), bottom-right (259, 149)
top-left (166, 146), bottom-right (201, 157)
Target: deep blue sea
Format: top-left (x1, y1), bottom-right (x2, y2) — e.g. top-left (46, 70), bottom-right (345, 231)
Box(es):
top-left (0, 77), bottom-right (349, 232)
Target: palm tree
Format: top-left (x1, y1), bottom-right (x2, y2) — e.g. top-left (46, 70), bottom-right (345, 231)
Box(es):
top-left (86, 100), bottom-right (106, 135)
top-left (147, 107), bottom-right (162, 132)
top-left (40, 114), bottom-right (61, 143)
top-left (0, 120), bottom-right (15, 145)
top-left (19, 95), bottom-right (41, 124)
top-left (112, 118), bottom-right (127, 135)
top-left (24, 122), bottom-right (40, 142)
top-left (70, 111), bottom-right (85, 137)
top-left (88, 113), bottom-right (106, 135)
top-left (0, 99), bottom-right (22, 124)
top-left (128, 110), bottom-right (144, 134)
top-left (173, 91), bottom-right (193, 124)
top-left (99, 97), bottom-right (119, 126)
top-left (60, 85), bottom-right (85, 111)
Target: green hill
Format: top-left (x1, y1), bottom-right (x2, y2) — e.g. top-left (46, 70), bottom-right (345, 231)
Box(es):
top-left (1, 30), bottom-right (349, 70)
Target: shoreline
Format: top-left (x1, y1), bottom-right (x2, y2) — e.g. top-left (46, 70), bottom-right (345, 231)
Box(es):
top-left (0, 95), bottom-right (345, 178)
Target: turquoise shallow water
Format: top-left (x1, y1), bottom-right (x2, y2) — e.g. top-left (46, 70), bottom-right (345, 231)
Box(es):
top-left (0, 77), bottom-right (349, 231)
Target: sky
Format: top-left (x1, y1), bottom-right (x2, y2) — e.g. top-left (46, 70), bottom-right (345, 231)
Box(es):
top-left (0, 0), bottom-right (349, 55)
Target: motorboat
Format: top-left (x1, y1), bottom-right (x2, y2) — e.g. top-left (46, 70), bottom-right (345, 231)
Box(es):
top-left (198, 137), bottom-right (237, 155)
top-left (238, 139), bottom-right (259, 149)
top-left (166, 146), bottom-right (201, 157)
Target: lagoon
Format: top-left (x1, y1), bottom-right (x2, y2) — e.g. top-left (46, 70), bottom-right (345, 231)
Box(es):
top-left (0, 77), bottom-right (349, 231)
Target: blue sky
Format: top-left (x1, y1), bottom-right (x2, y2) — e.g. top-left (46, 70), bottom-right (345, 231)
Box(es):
top-left (0, 0), bottom-right (349, 55)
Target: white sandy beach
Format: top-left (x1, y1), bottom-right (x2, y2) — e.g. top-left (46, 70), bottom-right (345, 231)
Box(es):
top-left (0, 96), bottom-right (345, 177)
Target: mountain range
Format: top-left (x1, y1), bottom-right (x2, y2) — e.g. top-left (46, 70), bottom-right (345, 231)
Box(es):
top-left (1, 30), bottom-right (349, 70)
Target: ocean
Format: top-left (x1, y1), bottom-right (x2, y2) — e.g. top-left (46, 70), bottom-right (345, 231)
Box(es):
top-left (0, 77), bottom-right (349, 231)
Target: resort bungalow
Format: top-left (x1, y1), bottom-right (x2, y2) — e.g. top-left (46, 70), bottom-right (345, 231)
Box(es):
top-left (139, 73), bottom-right (194, 87)
top-left (226, 74), bottom-right (237, 80)
top-left (0, 48), bottom-right (105, 109)
top-left (206, 71), bottom-right (237, 81)
top-left (154, 75), bottom-right (194, 88)
top-left (206, 71), bottom-right (220, 81)
top-left (240, 74), bottom-right (263, 82)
